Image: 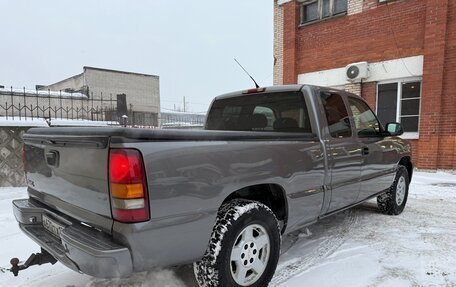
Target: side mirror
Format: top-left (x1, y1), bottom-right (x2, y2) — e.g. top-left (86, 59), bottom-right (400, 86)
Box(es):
top-left (385, 122), bottom-right (403, 136)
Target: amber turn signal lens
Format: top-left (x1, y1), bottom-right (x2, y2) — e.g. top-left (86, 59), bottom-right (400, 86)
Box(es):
top-left (111, 183), bottom-right (145, 199)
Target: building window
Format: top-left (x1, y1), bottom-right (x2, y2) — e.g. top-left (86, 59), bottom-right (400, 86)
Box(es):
top-left (377, 80), bottom-right (421, 137)
top-left (300, 0), bottom-right (347, 24)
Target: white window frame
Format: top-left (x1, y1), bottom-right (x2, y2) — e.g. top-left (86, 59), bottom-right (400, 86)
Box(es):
top-left (376, 77), bottom-right (422, 139)
top-left (299, 0), bottom-right (347, 25)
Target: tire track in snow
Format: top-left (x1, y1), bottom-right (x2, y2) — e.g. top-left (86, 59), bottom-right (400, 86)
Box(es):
top-left (270, 210), bottom-right (359, 286)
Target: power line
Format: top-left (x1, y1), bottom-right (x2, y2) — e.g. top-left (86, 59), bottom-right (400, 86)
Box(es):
top-left (161, 99), bottom-right (208, 106)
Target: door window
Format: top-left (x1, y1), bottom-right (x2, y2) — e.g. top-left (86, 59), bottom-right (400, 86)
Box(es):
top-left (320, 92), bottom-right (352, 138)
top-left (348, 97), bottom-right (382, 137)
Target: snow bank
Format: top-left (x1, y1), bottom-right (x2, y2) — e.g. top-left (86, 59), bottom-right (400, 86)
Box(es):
top-left (0, 87), bottom-right (87, 99)
top-left (0, 117), bottom-right (118, 127)
top-left (50, 119), bottom-right (118, 127)
top-left (0, 117), bottom-right (48, 127)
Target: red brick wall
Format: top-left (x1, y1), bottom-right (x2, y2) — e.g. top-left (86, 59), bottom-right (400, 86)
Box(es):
top-left (361, 82), bottom-right (376, 109)
top-left (363, 0), bottom-right (400, 11)
top-left (283, 2), bottom-right (299, 84)
top-left (438, 0), bottom-right (456, 169)
top-left (293, 0), bottom-right (426, 75)
top-left (281, 0), bottom-right (455, 169)
top-left (417, 0), bottom-right (449, 169)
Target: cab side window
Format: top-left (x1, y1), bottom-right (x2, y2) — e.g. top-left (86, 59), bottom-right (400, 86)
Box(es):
top-left (321, 92), bottom-right (352, 138)
top-left (348, 97), bottom-right (382, 137)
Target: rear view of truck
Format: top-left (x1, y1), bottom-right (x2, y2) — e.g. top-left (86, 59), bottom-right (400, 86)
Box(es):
top-left (10, 84), bottom-right (335, 287)
top-left (12, 130), bottom-right (149, 277)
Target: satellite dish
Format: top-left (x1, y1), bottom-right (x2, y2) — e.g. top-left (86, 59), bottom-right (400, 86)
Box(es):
top-left (346, 65), bottom-right (360, 80)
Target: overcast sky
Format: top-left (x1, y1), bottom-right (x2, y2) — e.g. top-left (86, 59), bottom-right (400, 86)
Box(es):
top-left (1, 0), bottom-right (274, 113)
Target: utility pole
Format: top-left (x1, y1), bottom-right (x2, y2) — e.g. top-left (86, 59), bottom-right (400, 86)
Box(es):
top-left (183, 96), bottom-right (186, 112)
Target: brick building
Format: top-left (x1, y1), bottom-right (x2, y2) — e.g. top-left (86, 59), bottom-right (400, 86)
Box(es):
top-left (274, 0), bottom-right (455, 169)
top-left (41, 66), bottom-right (160, 126)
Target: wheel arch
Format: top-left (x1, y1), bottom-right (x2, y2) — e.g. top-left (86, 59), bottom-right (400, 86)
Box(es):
top-left (221, 184), bottom-right (288, 234)
top-left (398, 156), bottom-right (413, 182)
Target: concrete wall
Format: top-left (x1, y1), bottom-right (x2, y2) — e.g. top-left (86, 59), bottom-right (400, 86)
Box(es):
top-left (41, 67), bottom-right (160, 126)
top-left (0, 127), bottom-right (27, 187)
top-left (84, 67), bottom-right (160, 114)
top-left (44, 73), bottom-right (85, 93)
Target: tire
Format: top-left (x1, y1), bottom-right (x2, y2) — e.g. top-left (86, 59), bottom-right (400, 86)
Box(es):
top-left (193, 199), bottom-right (281, 287)
top-left (377, 166), bottom-right (409, 215)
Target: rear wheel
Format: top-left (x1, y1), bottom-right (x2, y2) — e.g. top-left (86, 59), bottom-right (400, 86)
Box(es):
top-left (193, 199), bottom-right (281, 287)
top-left (377, 166), bottom-right (409, 215)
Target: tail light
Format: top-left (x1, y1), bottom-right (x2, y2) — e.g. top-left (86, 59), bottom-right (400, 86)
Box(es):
top-left (242, 87), bottom-right (265, 94)
top-left (109, 149), bottom-right (149, 223)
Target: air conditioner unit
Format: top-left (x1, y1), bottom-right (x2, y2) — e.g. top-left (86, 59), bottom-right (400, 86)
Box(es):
top-left (345, 62), bottom-right (369, 82)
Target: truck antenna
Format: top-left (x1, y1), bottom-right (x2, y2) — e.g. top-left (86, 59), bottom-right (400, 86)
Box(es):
top-left (234, 58), bottom-right (260, 88)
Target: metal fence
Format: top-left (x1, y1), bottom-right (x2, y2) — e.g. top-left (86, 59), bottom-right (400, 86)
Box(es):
top-left (159, 112), bottom-right (206, 129)
top-left (0, 87), bottom-right (207, 129)
top-left (0, 87), bottom-right (119, 124)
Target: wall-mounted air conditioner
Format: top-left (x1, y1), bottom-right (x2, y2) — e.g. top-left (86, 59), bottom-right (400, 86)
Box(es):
top-left (345, 62), bottom-right (370, 82)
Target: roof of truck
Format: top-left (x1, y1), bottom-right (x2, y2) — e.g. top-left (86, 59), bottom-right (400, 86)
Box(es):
top-left (214, 84), bottom-right (358, 100)
top-left (214, 85), bottom-right (304, 100)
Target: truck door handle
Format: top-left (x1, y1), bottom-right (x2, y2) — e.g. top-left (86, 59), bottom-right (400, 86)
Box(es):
top-left (362, 147), bottom-right (369, 156)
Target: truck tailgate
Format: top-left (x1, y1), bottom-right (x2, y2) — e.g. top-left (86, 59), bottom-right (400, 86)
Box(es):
top-left (23, 132), bottom-right (113, 233)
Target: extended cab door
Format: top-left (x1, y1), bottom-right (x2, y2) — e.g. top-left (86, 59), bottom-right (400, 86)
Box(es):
top-left (347, 96), bottom-right (398, 201)
top-left (319, 92), bottom-right (363, 213)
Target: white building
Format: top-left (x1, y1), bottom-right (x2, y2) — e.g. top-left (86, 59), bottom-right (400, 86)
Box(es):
top-left (40, 66), bottom-right (160, 126)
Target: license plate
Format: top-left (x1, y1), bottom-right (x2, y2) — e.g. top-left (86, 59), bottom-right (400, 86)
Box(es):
top-left (42, 214), bottom-right (65, 238)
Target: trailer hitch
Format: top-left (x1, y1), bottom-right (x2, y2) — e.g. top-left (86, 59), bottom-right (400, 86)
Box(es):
top-left (9, 248), bottom-right (57, 276)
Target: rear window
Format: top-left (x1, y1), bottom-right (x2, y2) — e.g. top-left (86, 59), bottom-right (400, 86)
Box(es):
top-left (206, 92), bottom-right (312, 133)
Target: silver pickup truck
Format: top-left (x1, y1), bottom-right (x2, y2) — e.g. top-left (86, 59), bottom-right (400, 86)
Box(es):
top-left (12, 85), bottom-right (412, 287)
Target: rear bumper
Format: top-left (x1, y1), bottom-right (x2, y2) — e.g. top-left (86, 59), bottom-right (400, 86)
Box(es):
top-left (13, 198), bottom-right (133, 278)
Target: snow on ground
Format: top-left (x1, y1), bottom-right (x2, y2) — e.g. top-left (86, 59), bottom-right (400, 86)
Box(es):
top-left (0, 171), bottom-right (455, 287)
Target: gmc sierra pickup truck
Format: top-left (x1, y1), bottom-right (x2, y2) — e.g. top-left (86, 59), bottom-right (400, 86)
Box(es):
top-left (12, 85), bottom-right (412, 287)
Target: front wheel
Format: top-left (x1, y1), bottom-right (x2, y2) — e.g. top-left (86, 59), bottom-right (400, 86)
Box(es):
top-left (377, 166), bottom-right (409, 215)
top-left (193, 199), bottom-right (281, 287)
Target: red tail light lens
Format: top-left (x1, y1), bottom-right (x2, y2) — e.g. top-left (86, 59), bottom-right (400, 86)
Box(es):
top-left (109, 150), bottom-right (143, 183)
top-left (109, 149), bottom-right (149, 223)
